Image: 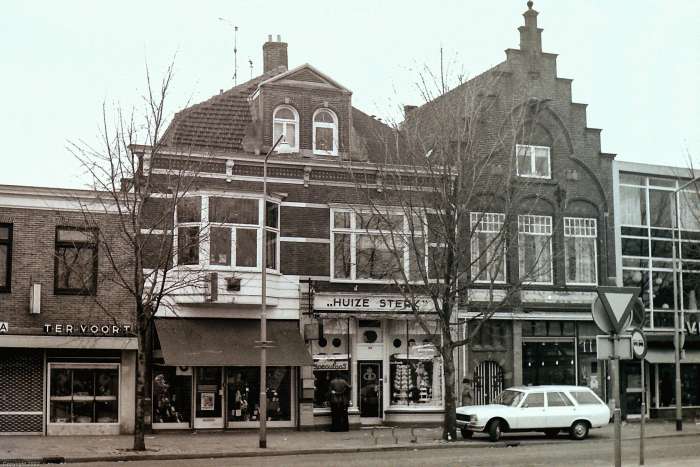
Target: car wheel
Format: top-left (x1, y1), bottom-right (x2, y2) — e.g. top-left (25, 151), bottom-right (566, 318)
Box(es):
top-left (460, 427), bottom-right (474, 439)
top-left (488, 419), bottom-right (503, 442)
top-left (569, 420), bottom-right (589, 440)
top-left (544, 429), bottom-right (559, 438)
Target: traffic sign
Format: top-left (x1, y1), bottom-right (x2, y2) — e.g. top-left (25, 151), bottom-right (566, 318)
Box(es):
top-left (596, 335), bottom-right (633, 360)
top-left (594, 287), bottom-right (640, 334)
top-left (631, 329), bottom-right (647, 359)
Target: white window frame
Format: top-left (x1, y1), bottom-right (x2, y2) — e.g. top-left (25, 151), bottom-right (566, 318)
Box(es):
top-left (563, 217), bottom-right (598, 286)
top-left (516, 144), bottom-right (551, 179)
top-left (273, 105), bottom-right (299, 152)
top-left (518, 214), bottom-right (553, 285)
top-left (330, 208), bottom-right (426, 283)
top-left (312, 108), bottom-right (339, 156)
top-left (174, 194), bottom-right (280, 273)
top-left (470, 212), bottom-right (507, 284)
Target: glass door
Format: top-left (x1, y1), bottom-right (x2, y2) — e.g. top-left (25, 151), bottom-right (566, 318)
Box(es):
top-left (358, 361), bottom-right (382, 423)
top-left (194, 367), bottom-right (223, 429)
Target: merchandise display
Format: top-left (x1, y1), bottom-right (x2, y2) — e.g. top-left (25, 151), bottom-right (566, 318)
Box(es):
top-left (390, 355), bottom-right (443, 407)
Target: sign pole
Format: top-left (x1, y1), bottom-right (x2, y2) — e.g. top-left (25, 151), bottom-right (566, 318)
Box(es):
top-left (640, 358), bottom-right (645, 466)
top-left (612, 334), bottom-right (622, 467)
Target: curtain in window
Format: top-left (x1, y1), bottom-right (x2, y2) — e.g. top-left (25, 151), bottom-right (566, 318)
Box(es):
top-left (566, 237), bottom-right (596, 284)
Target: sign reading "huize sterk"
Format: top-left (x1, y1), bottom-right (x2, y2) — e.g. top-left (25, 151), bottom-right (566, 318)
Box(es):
top-left (313, 294), bottom-right (435, 312)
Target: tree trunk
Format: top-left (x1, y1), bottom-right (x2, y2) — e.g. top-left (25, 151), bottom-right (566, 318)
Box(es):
top-left (133, 316), bottom-right (147, 451)
top-left (442, 345), bottom-right (457, 441)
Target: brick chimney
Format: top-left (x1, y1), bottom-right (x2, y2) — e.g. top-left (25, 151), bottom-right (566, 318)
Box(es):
top-left (263, 34), bottom-right (288, 73)
top-left (518, 1), bottom-right (543, 53)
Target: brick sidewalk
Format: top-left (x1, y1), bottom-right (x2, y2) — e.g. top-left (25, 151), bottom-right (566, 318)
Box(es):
top-left (1, 422), bottom-right (698, 464)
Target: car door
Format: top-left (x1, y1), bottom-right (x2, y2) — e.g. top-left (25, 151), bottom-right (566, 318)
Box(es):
top-left (546, 391), bottom-right (576, 428)
top-left (514, 392), bottom-right (547, 429)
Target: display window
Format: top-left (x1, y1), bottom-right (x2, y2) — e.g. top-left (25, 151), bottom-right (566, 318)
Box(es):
top-left (49, 363), bottom-right (119, 424)
top-left (522, 341), bottom-right (576, 386)
top-left (152, 366), bottom-right (192, 424)
top-left (226, 367), bottom-right (292, 423)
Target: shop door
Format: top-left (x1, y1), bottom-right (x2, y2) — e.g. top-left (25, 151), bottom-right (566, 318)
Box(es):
top-left (473, 361), bottom-right (504, 405)
top-left (194, 367), bottom-right (223, 429)
top-left (358, 361), bottom-right (382, 422)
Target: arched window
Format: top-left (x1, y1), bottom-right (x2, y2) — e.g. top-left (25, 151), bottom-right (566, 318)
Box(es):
top-left (272, 105), bottom-right (299, 152)
top-left (313, 108), bottom-right (338, 156)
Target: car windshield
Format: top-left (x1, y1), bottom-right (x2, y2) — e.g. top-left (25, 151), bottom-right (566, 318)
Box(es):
top-left (494, 389), bottom-right (524, 407)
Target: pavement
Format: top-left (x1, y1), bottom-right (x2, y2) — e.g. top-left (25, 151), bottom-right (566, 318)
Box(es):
top-left (1, 421), bottom-right (699, 465)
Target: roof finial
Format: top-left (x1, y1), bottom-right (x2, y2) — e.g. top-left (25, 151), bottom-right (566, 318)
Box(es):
top-left (527, 1), bottom-right (534, 9)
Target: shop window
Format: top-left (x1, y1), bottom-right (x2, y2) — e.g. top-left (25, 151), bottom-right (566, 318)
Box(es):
top-left (515, 144), bottom-right (550, 179)
top-left (564, 217), bottom-right (597, 285)
top-left (313, 364), bottom-right (351, 409)
top-left (152, 366), bottom-right (192, 424)
top-left (272, 105), bottom-right (299, 152)
top-left (518, 215), bottom-right (553, 284)
top-left (313, 108), bottom-right (338, 156)
top-left (54, 227), bottom-right (98, 295)
top-left (470, 212), bottom-right (506, 283)
top-left (226, 367), bottom-right (291, 422)
top-left (522, 341), bottom-right (575, 386)
top-left (0, 224), bottom-right (12, 292)
top-left (49, 365), bottom-right (119, 424)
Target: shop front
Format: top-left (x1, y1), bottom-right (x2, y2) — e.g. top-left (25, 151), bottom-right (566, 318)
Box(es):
top-left (311, 294), bottom-right (444, 427)
top-left (152, 318), bottom-right (311, 431)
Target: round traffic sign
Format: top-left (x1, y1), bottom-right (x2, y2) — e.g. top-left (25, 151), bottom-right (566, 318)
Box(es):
top-left (592, 297), bottom-right (614, 334)
top-left (631, 328), bottom-right (647, 359)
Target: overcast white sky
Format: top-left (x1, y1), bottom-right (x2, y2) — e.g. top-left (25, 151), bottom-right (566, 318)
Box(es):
top-left (1, 0), bottom-right (698, 188)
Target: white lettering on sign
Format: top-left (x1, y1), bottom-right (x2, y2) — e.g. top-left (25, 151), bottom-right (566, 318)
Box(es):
top-left (685, 320), bottom-right (699, 335)
top-left (313, 294), bottom-right (436, 313)
top-left (43, 323), bottom-right (134, 336)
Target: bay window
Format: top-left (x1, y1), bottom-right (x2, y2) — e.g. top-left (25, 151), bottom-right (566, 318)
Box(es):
top-left (518, 214), bottom-right (553, 284)
top-left (564, 217), bottom-right (597, 285)
top-left (470, 212), bottom-right (506, 283)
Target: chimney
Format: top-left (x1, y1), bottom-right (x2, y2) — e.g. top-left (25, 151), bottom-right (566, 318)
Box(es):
top-left (263, 34), bottom-right (288, 73)
top-left (403, 105), bottom-right (418, 117)
top-left (518, 1), bottom-right (543, 53)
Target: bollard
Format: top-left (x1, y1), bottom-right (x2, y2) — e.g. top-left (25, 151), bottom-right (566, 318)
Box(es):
top-left (372, 427), bottom-right (379, 445)
top-left (392, 427), bottom-right (398, 444)
top-left (410, 427), bottom-right (418, 444)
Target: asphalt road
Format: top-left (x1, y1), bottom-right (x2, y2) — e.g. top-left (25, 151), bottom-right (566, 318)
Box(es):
top-left (73, 434), bottom-right (700, 467)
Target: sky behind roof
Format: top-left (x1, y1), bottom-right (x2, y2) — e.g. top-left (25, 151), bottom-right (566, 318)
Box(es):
top-left (1, 0), bottom-right (698, 188)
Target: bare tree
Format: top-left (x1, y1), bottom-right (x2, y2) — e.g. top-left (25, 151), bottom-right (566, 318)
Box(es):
top-left (345, 68), bottom-right (567, 440)
top-left (68, 64), bottom-right (214, 450)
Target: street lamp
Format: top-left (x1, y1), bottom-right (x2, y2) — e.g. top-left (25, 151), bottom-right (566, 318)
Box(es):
top-left (259, 135), bottom-right (284, 449)
top-left (671, 173), bottom-right (700, 432)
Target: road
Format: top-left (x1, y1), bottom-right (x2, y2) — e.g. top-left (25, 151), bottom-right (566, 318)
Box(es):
top-left (73, 433), bottom-right (700, 466)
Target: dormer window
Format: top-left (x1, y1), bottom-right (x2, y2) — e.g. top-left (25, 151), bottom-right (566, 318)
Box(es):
top-left (313, 108), bottom-right (338, 156)
top-left (273, 105), bottom-right (299, 152)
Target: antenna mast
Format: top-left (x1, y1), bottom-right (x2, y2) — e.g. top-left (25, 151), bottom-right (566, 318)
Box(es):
top-left (233, 25), bottom-right (238, 84)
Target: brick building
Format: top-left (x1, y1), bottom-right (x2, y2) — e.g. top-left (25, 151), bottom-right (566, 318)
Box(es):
top-left (0, 185), bottom-right (136, 435)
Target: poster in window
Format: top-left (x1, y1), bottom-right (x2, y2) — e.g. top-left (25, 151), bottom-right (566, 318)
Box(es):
top-left (200, 392), bottom-right (215, 411)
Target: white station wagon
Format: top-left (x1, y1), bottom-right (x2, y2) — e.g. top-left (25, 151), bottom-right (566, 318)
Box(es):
top-left (456, 385), bottom-right (610, 441)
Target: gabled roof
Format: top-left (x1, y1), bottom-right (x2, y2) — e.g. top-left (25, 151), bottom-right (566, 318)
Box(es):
top-left (257, 63), bottom-right (352, 94)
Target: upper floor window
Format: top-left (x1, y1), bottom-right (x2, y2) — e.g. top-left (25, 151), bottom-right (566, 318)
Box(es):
top-left (470, 212), bottom-right (506, 283)
top-left (564, 217), bottom-right (597, 285)
top-left (518, 214), bottom-right (552, 284)
top-left (272, 105), bottom-right (299, 152)
top-left (313, 108), bottom-right (338, 156)
top-left (55, 227), bottom-right (98, 295)
top-left (175, 195), bottom-right (279, 271)
top-left (516, 144), bottom-right (551, 179)
top-left (0, 224), bottom-right (12, 292)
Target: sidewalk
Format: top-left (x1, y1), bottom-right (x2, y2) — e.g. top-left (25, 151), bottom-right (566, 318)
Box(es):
top-left (1, 421), bottom-right (699, 464)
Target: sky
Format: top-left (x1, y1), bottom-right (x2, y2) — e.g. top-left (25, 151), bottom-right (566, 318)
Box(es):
top-left (1, 0), bottom-right (698, 189)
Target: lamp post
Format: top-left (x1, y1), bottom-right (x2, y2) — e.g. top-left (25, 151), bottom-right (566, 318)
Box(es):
top-left (671, 174), bottom-right (700, 432)
top-left (259, 135), bottom-right (284, 448)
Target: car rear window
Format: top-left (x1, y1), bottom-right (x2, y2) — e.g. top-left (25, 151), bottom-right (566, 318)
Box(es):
top-left (569, 390), bottom-right (603, 405)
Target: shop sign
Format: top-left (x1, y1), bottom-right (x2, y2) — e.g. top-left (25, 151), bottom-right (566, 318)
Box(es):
top-left (0, 321), bottom-right (8, 333)
top-left (43, 323), bottom-right (133, 336)
top-left (314, 294), bottom-right (435, 313)
top-left (685, 319), bottom-right (700, 336)
top-left (314, 359), bottom-right (349, 371)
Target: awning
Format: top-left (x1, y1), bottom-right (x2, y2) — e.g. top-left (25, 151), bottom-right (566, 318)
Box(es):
top-left (155, 319), bottom-right (312, 367)
top-left (645, 348), bottom-right (700, 364)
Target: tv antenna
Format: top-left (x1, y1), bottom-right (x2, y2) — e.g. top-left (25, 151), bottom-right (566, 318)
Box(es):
top-left (218, 17), bottom-right (239, 84)
top-left (248, 58), bottom-right (254, 79)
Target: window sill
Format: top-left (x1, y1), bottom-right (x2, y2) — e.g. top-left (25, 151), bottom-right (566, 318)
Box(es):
top-left (54, 290), bottom-right (96, 296)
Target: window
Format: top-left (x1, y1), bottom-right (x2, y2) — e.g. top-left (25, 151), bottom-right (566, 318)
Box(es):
top-left (226, 367), bottom-right (292, 422)
top-left (152, 366), bottom-right (191, 424)
top-left (272, 105), bottom-right (299, 152)
top-left (564, 217), bottom-right (597, 285)
top-left (516, 144), bottom-right (551, 178)
top-left (547, 391), bottom-right (574, 407)
top-left (331, 209), bottom-right (426, 282)
top-left (55, 227), bottom-right (98, 295)
top-left (0, 224), bottom-right (12, 292)
top-left (522, 392), bottom-right (545, 408)
top-left (175, 195), bottom-right (279, 271)
top-left (49, 364), bottom-right (119, 424)
top-left (313, 108), bottom-right (338, 155)
top-left (470, 212), bottom-right (506, 283)
top-left (518, 215), bottom-right (553, 284)
top-left (569, 390), bottom-right (604, 405)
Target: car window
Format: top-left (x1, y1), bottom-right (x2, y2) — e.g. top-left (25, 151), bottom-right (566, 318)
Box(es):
top-left (521, 392), bottom-right (544, 408)
top-left (547, 391), bottom-right (574, 407)
top-left (569, 390), bottom-right (603, 405)
top-left (495, 390), bottom-right (525, 407)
